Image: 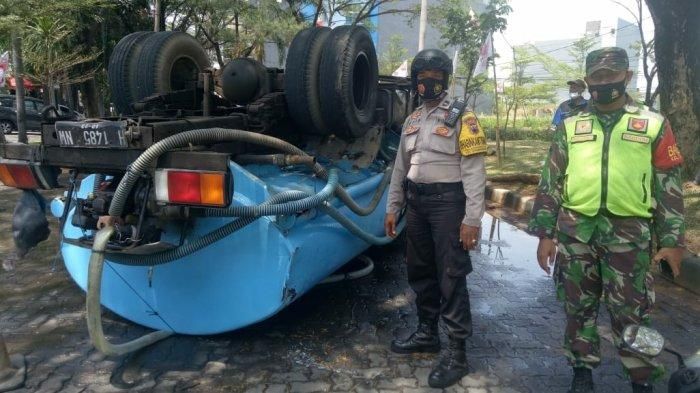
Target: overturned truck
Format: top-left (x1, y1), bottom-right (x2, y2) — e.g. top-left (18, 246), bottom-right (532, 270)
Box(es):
top-left (0, 26), bottom-right (412, 354)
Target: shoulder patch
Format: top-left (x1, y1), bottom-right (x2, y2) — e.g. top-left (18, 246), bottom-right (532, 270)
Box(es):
top-left (459, 112), bottom-right (487, 156)
top-left (574, 120), bottom-right (593, 135)
top-left (627, 117), bottom-right (648, 133)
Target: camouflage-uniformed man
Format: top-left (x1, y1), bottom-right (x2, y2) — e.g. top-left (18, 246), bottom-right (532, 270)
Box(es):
top-left (528, 47), bottom-right (685, 393)
top-left (385, 49), bottom-right (487, 389)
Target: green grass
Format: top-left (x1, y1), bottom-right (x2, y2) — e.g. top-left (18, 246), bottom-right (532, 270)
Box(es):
top-left (485, 139), bottom-right (549, 177)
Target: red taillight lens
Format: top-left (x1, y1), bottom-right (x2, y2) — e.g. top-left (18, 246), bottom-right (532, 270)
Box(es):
top-left (155, 169), bottom-right (228, 207)
top-left (168, 171), bottom-right (202, 204)
top-left (0, 163), bottom-right (39, 189)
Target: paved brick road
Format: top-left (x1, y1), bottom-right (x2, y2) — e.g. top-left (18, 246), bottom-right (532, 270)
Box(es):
top-left (1, 210), bottom-right (698, 392)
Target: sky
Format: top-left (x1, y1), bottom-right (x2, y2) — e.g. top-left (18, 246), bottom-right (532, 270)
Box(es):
top-left (492, 0), bottom-right (655, 68)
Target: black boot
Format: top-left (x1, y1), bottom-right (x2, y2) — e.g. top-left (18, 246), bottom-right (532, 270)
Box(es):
top-left (390, 320), bottom-right (439, 354)
top-left (427, 338), bottom-right (469, 388)
top-left (631, 382), bottom-right (653, 393)
top-left (568, 367), bottom-right (595, 393)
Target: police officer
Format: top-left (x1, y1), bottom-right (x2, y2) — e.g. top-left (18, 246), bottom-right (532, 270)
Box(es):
top-left (385, 49), bottom-right (487, 389)
top-left (529, 48), bottom-right (685, 393)
top-left (550, 79), bottom-right (588, 130)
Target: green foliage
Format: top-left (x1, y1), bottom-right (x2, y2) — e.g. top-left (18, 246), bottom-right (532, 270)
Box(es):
top-left (479, 115), bottom-right (553, 141)
top-left (379, 34), bottom-right (408, 75)
top-left (429, 0), bottom-right (511, 101)
top-left (528, 35), bottom-right (597, 85)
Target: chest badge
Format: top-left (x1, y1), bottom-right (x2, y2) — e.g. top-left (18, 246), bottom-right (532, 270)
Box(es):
top-left (574, 120), bottom-right (593, 135)
top-left (627, 117), bottom-right (648, 133)
top-left (434, 126), bottom-right (450, 136)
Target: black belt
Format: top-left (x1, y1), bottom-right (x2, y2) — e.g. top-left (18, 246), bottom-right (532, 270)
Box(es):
top-left (405, 180), bottom-right (462, 195)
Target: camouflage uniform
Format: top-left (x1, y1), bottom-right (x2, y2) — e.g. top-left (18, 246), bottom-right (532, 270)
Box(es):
top-left (528, 49), bottom-right (685, 383)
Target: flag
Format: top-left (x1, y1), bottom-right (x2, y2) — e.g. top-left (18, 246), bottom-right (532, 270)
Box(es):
top-left (392, 59), bottom-right (408, 77)
top-left (472, 32), bottom-right (493, 77)
top-left (0, 51), bottom-right (9, 86)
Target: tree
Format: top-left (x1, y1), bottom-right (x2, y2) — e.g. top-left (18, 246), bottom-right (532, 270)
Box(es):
top-left (529, 35), bottom-right (596, 87)
top-left (379, 34), bottom-right (407, 75)
top-left (645, 0), bottom-right (699, 177)
top-left (429, 0), bottom-right (511, 102)
top-left (23, 17), bottom-right (100, 106)
top-left (568, 36), bottom-right (597, 76)
top-left (614, 0), bottom-right (659, 107)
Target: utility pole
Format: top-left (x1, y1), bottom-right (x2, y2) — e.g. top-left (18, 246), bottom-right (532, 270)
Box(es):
top-left (11, 32), bottom-right (27, 144)
top-left (418, 0), bottom-right (428, 51)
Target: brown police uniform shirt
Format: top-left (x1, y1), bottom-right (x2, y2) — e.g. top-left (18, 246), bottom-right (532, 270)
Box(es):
top-left (386, 95), bottom-right (486, 227)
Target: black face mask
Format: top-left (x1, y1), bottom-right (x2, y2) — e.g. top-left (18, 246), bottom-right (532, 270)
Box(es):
top-left (417, 77), bottom-right (445, 100)
top-left (589, 79), bottom-right (626, 104)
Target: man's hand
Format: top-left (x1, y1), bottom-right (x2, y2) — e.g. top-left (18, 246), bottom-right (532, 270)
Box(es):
top-left (385, 213), bottom-right (397, 238)
top-left (96, 215), bottom-right (123, 230)
top-left (653, 247), bottom-right (684, 278)
top-left (537, 237), bottom-right (557, 275)
top-left (459, 224), bottom-right (479, 250)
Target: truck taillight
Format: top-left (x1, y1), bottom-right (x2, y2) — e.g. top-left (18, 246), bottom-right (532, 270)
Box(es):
top-left (0, 162), bottom-right (40, 189)
top-left (154, 169), bottom-right (229, 207)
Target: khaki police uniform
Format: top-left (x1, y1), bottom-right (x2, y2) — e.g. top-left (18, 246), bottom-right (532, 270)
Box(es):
top-left (387, 93), bottom-right (487, 339)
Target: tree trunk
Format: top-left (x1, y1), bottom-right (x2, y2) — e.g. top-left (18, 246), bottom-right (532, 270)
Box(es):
top-left (11, 33), bottom-right (27, 144)
top-left (81, 78), bottom-right (101, 118)
top-left (646, 0), bottom-right (699, 177)
top-left (0, 334), bottom-right (11, 370)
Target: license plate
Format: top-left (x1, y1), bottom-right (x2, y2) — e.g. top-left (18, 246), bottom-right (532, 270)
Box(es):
top-left (55, 120), bottom-right (128, 148)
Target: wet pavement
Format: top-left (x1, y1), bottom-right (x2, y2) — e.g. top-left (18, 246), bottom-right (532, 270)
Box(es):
top-left (1, 209), bottom-right (700, 393)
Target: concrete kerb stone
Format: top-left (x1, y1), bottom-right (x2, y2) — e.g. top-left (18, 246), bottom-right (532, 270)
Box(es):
top-left (484, 183), bottom-right (700, 295)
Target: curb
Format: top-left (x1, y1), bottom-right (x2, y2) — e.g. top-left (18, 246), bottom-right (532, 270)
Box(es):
top-left (485, 184), bottom-right (700, 295)
top-left (485, 185), bottom-right (534, 214)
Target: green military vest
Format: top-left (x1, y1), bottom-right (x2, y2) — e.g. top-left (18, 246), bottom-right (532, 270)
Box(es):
top-left (561, 109), bottom-right (664, 218)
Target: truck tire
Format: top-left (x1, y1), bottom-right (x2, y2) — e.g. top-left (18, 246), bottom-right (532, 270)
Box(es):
top-left (135, 31), bottom-right (210, 101)
top-left (319, 26), bottom-right (378, 139)
top-left (285, 27), bottom-right (331, 135)
top-left (108, 31), bottom-right (153, 115)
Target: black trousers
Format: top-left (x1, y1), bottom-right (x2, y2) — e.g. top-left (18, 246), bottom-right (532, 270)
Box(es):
top-left (405, 185), bottom-right (473, 339)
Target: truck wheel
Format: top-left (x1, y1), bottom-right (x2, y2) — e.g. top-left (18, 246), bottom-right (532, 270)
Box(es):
top-left (135, 31), bottom-right (210, 101)
top-left (285, 27), bottom-right (331, 135)
top-left (319, 26), bottom-right (378, 139)
top-left (108, 31), bottom-right (153, 115)
top-left (0, 120), bottom-right (14, 134)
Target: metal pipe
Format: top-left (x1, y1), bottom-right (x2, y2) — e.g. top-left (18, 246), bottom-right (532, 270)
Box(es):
top-left (86, 226), bottom-right (173, 356)
top-left (234, 154), bottom-right (316, 167)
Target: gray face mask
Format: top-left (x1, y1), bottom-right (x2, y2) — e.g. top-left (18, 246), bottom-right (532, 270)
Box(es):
top-left (570, 92), bottom-right (581, 100)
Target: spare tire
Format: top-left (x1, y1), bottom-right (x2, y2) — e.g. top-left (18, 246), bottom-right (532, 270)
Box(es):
top-left (319, 26), bottom-right (378, 139)
top-left (284, 27), bottom-right (331, 135)
top-left (135, 31), bottom-right (210, 100)
top-left (108, 31), bottom-right (153, 115)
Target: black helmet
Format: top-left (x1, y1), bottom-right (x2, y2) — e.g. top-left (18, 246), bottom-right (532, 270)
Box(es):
top-left (410, 49), bottom-right (453, 90)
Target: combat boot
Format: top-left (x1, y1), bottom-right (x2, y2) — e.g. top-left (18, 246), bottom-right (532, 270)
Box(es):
top-left (390, 320), bottom-right (439, 354)
top-left (631, 382), bottom-right (653, 393)
top-left (568, 367), bottom-right (595, 393)
top-left (427, 337), bottom-right (469, 388)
